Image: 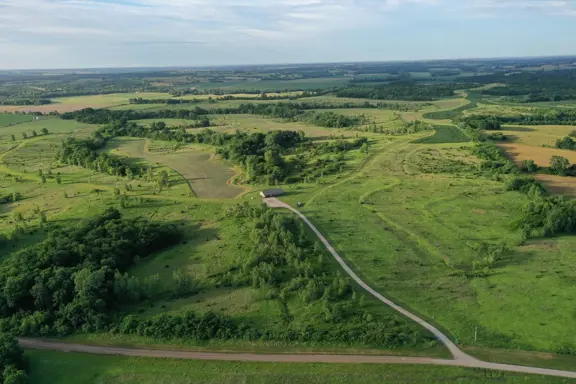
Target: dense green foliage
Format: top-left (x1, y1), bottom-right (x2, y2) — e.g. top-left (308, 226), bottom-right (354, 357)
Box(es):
top-left (0, 334), bottom-right (28, 384)
top-left (0, 99), bottom-right (51, 106)
top-left (0, 209), bottom-right (182, 335)
top-left (555, 136), bottom-right (576, 150)
top-left (460, 116), bottom-right (502, 130)
top-left (495, 109), bottom-right (576, 125)
top-left (57, 135), bottom-right (142, 178)
top-left (474, 71), bottom-right (576, 102)
top-left (115, 204), bottom-right (433, 348)
top-left (336, 83), bottom-right (459, 101)
top-left (471, 142), bottom-right (518, 176)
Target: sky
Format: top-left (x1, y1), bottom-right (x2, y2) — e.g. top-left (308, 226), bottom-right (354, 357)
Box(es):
top-left (0, 0), bottom-right (575, 69)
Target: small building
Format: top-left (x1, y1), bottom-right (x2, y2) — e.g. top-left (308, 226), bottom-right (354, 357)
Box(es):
top-left (260, 188), bottom-right (285, 198)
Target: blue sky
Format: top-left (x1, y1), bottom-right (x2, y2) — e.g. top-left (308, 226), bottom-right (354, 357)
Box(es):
top-left (1, 0), bottom-right (575, 69)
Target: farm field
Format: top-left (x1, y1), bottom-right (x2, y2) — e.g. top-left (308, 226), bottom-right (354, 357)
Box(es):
top-left (26, 350), bottom-right (573, 384)
top-left (496, 142), bottom-right (576, 168)
top-left (498, 125), bottom-right (576, 147)
top-left (0, 117), bottom-right (97, 141)
top-left (105, 137), bottom-right (245, 198)
top-left (0, 113), bottom-right (33, 126)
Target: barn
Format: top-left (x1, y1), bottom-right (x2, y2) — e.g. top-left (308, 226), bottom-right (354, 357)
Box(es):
top-left (260, 188), bottom-right (285, 198)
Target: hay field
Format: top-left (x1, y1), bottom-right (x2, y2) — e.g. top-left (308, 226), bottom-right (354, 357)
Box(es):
top-left (500, 125), bottom-right (576, 147)
top-left (497, 142), bottom-right (576, 167)
top-left (106, 138), bottom-right (245, 199)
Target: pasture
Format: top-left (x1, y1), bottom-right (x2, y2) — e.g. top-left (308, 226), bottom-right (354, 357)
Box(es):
top-left (413, 125), bottom-right (470, 144)
top-left (0, 113), bottom-right (33, 126)
top-left (0, 118), bottom-right (96, 141)
top-left (284, 136), bottom-right (576, 352)
top-left (105, 138), bottom-right (245, 199)
top-left (25, 350), bottom-right (572, 384)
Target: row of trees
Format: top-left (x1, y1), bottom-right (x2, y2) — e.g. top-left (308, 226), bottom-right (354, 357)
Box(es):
top-left (336, 82), bottom-right (459, 101)
top-left (0, 208), bottom-right (182, 335)
top-left (0, 334), bottom-right (28, 384)
top-left (56, 136), bottom-right (142, 178)
top-left (62, 103), bottom-right (367, 129)
top-left (0, 98), bottom-right (51, 106)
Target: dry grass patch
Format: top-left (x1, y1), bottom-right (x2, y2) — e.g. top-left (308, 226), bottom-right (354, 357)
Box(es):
top-left (497, 142), bottom-right (576, 167)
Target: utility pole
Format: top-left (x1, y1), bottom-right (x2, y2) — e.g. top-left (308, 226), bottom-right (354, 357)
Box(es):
top-left (474, 327), bottom-right (478, 343)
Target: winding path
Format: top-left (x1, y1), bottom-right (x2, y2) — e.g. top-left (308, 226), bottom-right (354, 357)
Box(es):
top-left (18, 198), bottom-right (576, 379)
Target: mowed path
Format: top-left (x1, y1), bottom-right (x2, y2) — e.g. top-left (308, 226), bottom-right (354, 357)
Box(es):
top-left (20, 198), bottom-right (576, 379)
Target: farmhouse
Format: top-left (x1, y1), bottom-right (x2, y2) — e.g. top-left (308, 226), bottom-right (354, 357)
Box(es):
top-left (260, 188), bottom-right (285, 198)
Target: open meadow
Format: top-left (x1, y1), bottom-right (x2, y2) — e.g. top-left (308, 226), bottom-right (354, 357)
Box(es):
top-left (105, 138), bottom-right (245, 199)
top-left (5, 61), bottom-right (576, 380)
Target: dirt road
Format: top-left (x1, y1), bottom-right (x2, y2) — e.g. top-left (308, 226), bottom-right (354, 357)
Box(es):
top-left (17, 198), bottom-right (576, 379)
top-left (18, 337), bottom-right (576, 379)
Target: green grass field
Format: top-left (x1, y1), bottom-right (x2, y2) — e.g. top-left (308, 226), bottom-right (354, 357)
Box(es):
top-left (105, 137), bottom-right (245, 198)
top-left (413, 125), bottom-right (470, 144)
top-left (274, 137), bottom-right (576, 353)
top-left (0, 118), bottom-right (97, 141)
top-left (0, 113), bottom-right (33, 126)
top-left (25, 350), bottom-right (576, 384)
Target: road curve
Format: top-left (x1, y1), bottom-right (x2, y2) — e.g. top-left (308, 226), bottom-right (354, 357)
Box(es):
top-left (263, 198), bottom-right (470, 361)
top-left (16, 198), bottom-right (576, 379)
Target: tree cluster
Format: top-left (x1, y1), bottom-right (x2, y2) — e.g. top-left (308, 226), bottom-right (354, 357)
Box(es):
top-left (0, 98), bottom-right (51, 106)
top-left (0, 208), bottom-right (182, 336)
top-left (0, 334), bottom-right (28, 384)
top-left (336, 83), bottom-right (459, 101)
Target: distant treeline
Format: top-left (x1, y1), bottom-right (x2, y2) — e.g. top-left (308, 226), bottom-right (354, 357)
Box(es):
top-left (336, 82), bottom-right (465, 101)
top-left (470, 71), bottom-right (576, 102)
top-left (464, 109), bottom-right (576, 126)
top-left (62, 103), bottom-right (370, 129)
top-left (0, 98), bottom-right (51, 106)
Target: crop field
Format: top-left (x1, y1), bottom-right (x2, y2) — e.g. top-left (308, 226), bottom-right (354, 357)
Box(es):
top-left (106, 138), bottom-right (245, 198)
top-left (413, 125), bottom-right (470, 144)
top-left (0, 113), bottom-right (33, 126)
top-left (26, 350), bottom-right (573, 384)
top-left (499, 125), bottom-right (576, 147)
top-left (497, 142), bottom-right (576, 168)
